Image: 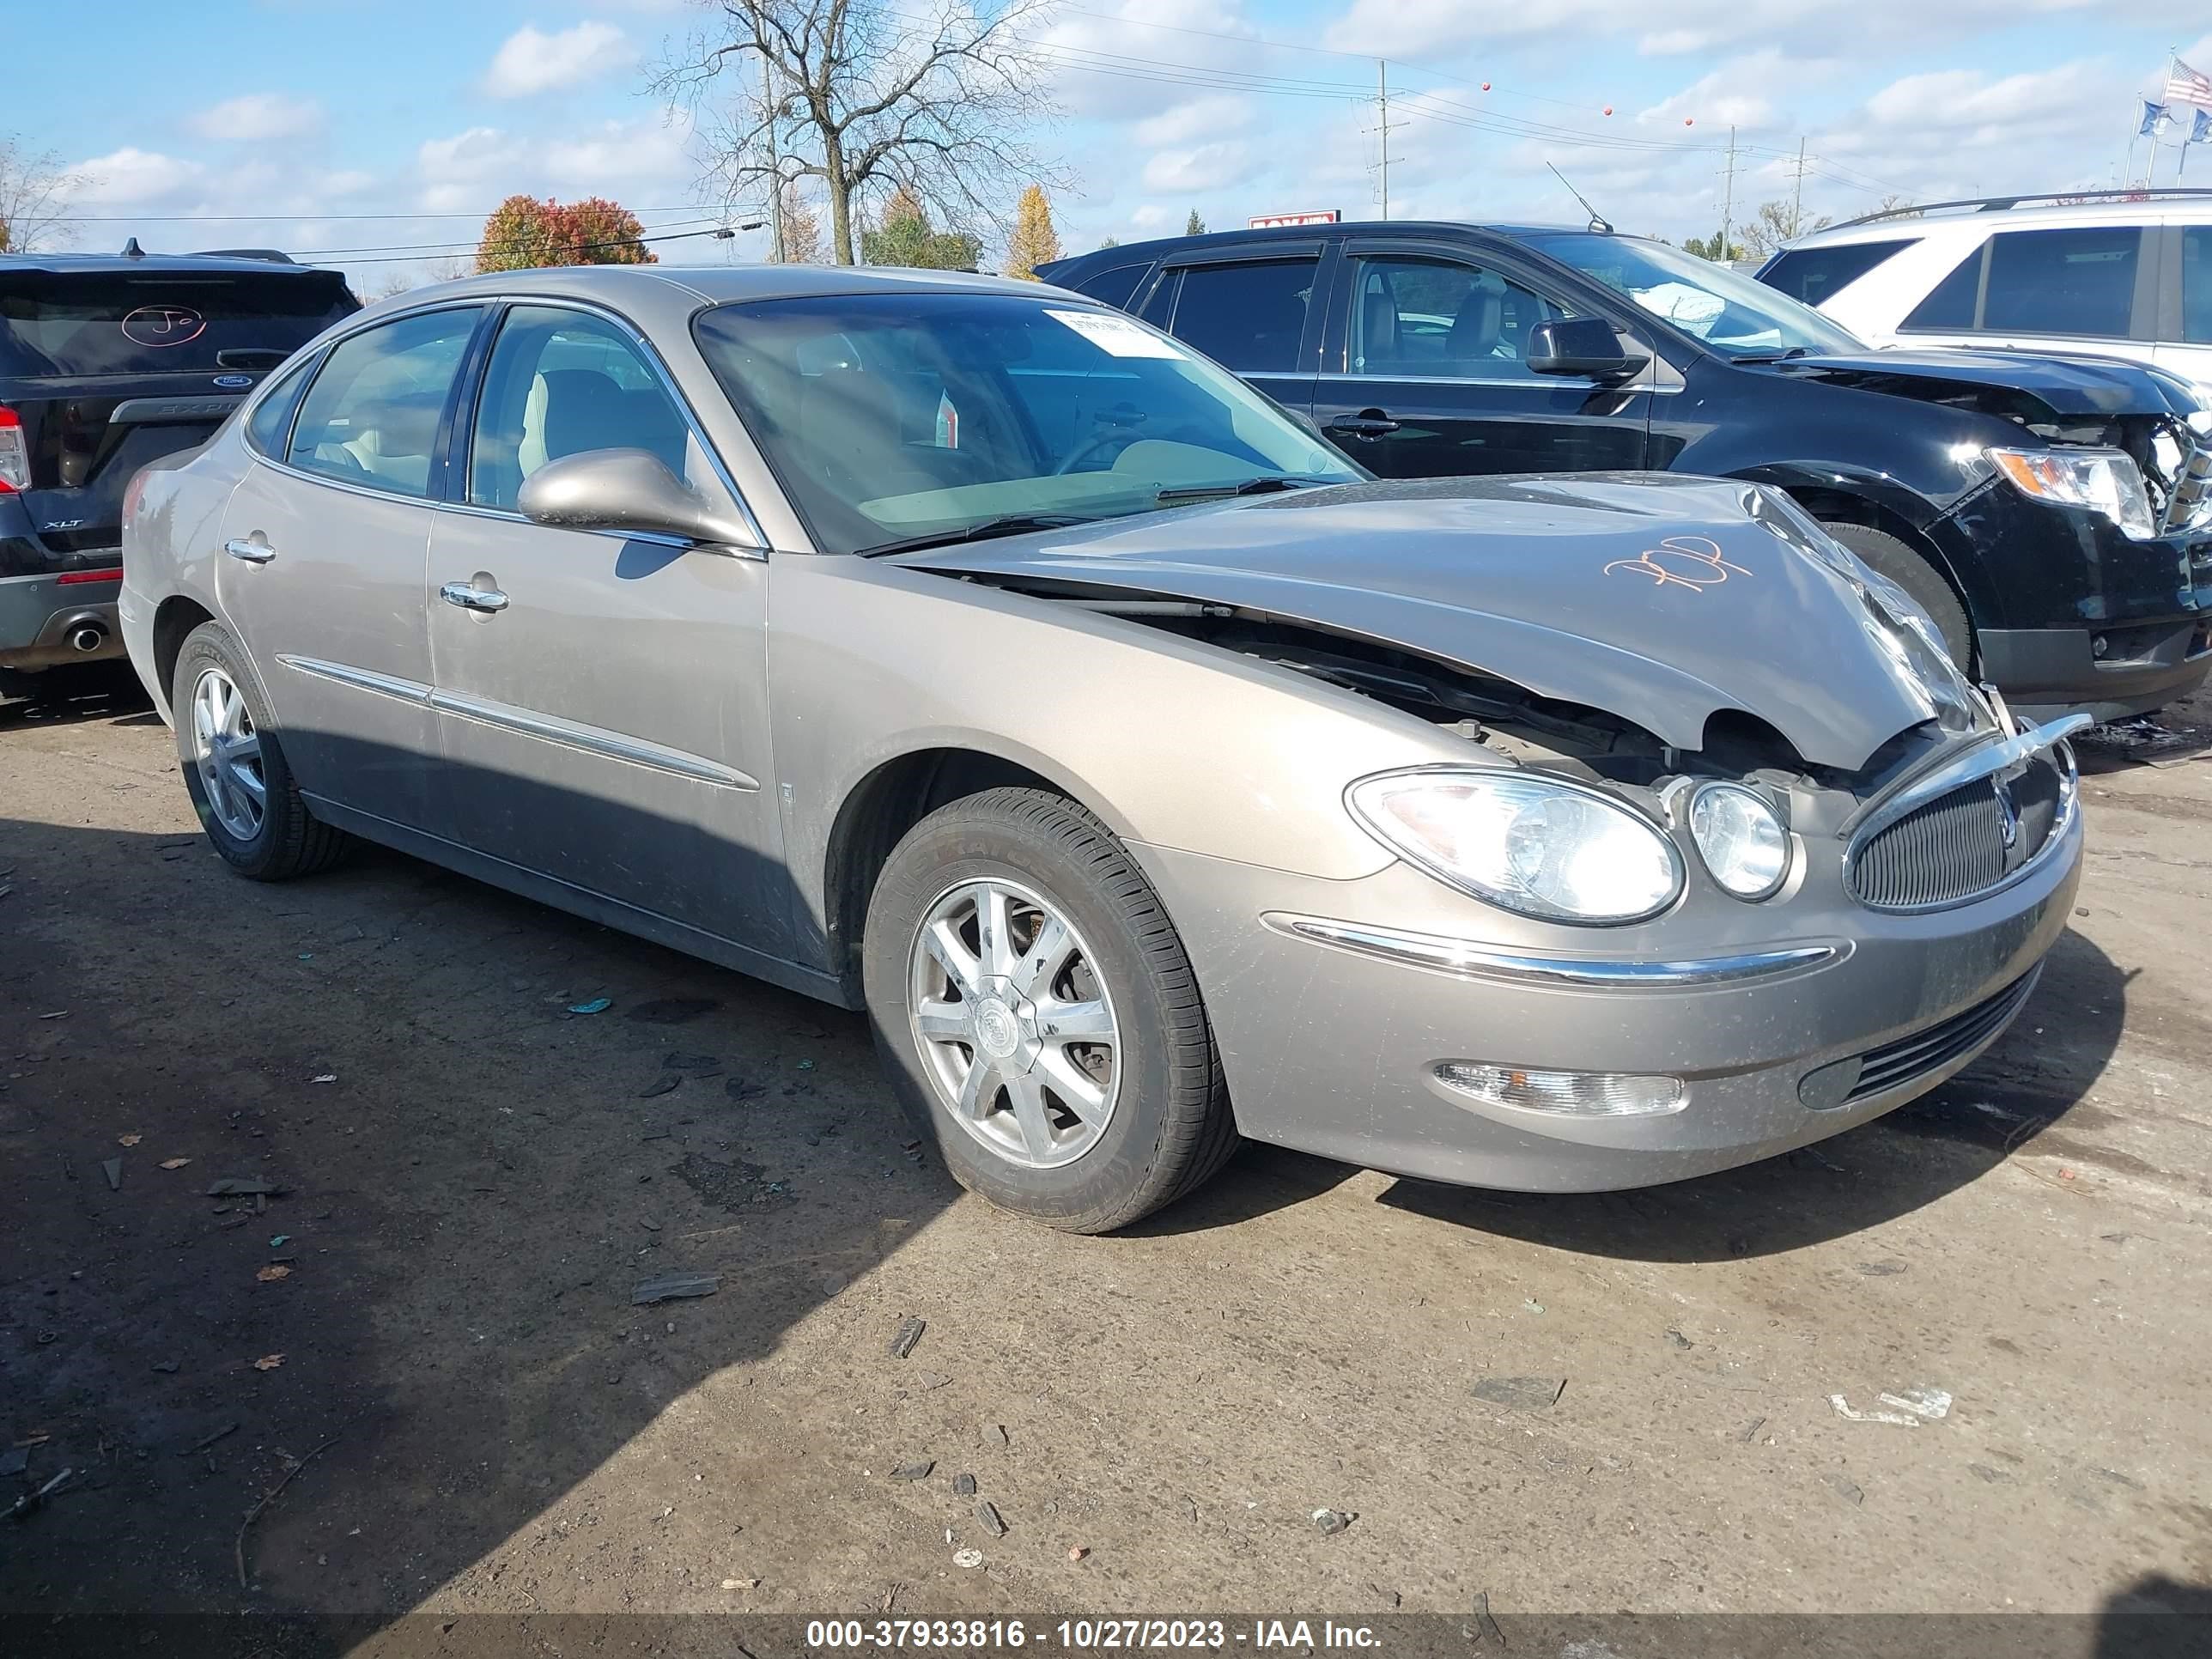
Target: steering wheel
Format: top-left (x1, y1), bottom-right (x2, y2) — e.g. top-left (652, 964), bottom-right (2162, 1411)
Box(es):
top-left (1054, 430), bottom-right (1131, 476)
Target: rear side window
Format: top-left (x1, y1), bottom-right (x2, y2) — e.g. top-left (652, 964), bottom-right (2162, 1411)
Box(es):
top-left (1073, 263), bottom-right (1151, 311)
top-left (1902, 246), bottom-right (1984, 331)
top-left (0, 270), bottom-right (357, 377)
top-left (1983, 227), bottom-right (2142, 337)
top-left (244, 351), bottom-right (319, 457)
top-left (1759, 239), bottom-right (1916, 307)
top-left (2184, 227), bottom-right (2212, 344)
top-left (287, 307), bottom-right (483, 500)
top-left (1164, 258), bottom-right (1318, 373)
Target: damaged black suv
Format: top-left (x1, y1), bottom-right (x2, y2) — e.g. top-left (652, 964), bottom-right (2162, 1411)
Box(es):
top-left (1042, 222), bottom-right (2212, 720)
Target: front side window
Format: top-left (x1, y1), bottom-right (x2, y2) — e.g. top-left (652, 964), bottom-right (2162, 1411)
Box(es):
top-left (1164, 258), bottom-right (1317, 372)
top-left (1758, 239), bottom-right (1917, 308)
top-left (468, 307), bottom-right (707, 512)
top-left (1526, 232), bottom-right (1862, 356)
top-left (286, 307), bottom-right (483, 498)
top-left (1350, 257), bottom-right (1568, 379)
top-left (1982, 226), bottom-right (2142, 337)
top-left (692, 293), bottom-right (1359, 556)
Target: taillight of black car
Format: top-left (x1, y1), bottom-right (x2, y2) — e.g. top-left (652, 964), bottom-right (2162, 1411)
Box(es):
top-left (0, 405), bottom-right (27, 493)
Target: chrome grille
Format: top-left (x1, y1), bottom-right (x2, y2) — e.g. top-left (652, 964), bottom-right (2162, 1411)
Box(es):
top-left (2160, 434), bottom-right (2212, 535)
top-left (1847, 755), bottom-right (2064, 910)
top-left (1844, 968), bottom-right (2040, 1103)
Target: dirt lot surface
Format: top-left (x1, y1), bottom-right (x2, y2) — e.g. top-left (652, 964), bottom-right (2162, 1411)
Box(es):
top-left (3, 670), bottom-right (2210, 1655)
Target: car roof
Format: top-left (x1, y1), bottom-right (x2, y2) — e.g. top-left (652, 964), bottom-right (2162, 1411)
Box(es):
top-left (0, 251), bottom-right (343, 277)
top-left (365, 261), bottom-right (1064, 311)
top-left (1787, 197), bottom-right (2212, 249)
top-left (1044, 219), bottom-right (1611, 271)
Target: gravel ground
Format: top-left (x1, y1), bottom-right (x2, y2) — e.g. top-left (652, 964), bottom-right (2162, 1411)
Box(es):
top-left (2, 668), bottom-right (2209, 1653)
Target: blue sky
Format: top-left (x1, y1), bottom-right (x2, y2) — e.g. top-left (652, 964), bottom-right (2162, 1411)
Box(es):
top-left (11, 1), bottom-right (2211, 289)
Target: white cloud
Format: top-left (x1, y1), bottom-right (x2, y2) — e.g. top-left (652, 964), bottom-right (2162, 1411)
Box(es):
top-left (1042, 0), bottom-right (1270, 119)
top-left (483, 21), bottom-right (632, 99)
top-left (1141, 140), bottom-right (1257, 193)
top-left (66, 148), bottom-right (205, 205)
top-left (1636, 52), bottom-right (1816, 133)
top-left (186, 94), bottom-right (325, 143)
top-left (1133, 96), bottom-right (1254, 149)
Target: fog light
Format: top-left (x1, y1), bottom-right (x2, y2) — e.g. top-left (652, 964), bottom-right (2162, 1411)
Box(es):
top-left (2092, 634), bottom-right (2110, 659)
top-left (1434, 1062), bottom-right (1686, 1117)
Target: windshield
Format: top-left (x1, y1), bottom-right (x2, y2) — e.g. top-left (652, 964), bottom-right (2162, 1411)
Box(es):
top-left (1524, 233), bottom-right (1863, 356)
top-left (691, 292), bottom-right (1360, 554)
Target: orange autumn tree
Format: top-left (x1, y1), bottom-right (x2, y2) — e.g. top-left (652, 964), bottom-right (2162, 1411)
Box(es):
top-left (475, 195), bottom-right (659, 272)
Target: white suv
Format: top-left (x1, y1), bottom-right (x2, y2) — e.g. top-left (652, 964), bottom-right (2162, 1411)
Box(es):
top-left (1756, 191), bottom-right (2212, 393)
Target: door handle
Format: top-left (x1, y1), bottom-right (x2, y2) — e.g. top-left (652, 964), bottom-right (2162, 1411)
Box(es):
top-left (441, 580), bottom-right (509, 614)
top-left (222, 535), bottom-right (276, 564)
top-left (1326, 410), bottom-right (1401, 439)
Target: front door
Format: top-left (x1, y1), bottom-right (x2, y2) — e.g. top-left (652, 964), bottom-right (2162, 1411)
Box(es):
top-left (1311, 250), bottom-right (1650, 477)
top-left (426, 303), bottom-right (789, 955)
top-left (216, 304), bottom-right (486, 832)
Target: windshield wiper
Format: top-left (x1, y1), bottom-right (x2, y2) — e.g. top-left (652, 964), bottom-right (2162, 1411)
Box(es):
top-left (1154, 475), bottom-right (1338, 503)
top-left (1731, 347), bottom-right (1814, 363)
top-left (857, 514), bottom-right (1097, 557)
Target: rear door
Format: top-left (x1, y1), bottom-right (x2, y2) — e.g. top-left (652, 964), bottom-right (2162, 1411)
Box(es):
top-left (1135, 243), bottom-right (1329, 420)
top-left (1311, 242), bottom-right (1650, 477)
top-left (0, 265), bottom-right (356, 559)
top-left (217, 304), bottom-right (486, 835)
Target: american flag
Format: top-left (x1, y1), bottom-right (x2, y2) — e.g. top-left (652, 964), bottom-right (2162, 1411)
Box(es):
top-left (2165, 59), bottom-right (2212, 112)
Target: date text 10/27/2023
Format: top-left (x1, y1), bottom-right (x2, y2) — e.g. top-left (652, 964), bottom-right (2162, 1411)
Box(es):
top-left (805, 1621), bottom-right (1383, 1651)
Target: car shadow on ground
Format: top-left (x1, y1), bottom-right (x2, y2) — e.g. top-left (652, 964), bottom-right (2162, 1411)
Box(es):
top-left (0, 661), bottom-right (155, 729)
top-left (1370, 924), bottom-right (2128, 1261)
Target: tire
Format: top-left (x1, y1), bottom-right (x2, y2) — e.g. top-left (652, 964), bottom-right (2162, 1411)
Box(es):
top-left (172, 621), bottom-right (349, 881)
top-left (862, 787), bottom-right (1238, 1234)
top-left (1820, 520), bottom-right (1974, 672)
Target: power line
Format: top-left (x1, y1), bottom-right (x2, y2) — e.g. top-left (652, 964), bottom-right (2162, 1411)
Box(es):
top-left (55, 205), bottom-right (717, 224)
top-left (319, 224), bottom-right (757, 269)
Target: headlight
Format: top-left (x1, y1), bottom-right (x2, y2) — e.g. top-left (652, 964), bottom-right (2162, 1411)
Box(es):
top-left (1348, 769), bottom-right (1683, 925)
top-left (1988, 447), bottom-right (2156, 539)
top-left (1686, 783), bottom-right (1790, 900)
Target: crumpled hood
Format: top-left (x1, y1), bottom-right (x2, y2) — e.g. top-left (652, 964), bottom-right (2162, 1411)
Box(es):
top-left (892, 474), bottom-right (1966, 773)
top-left (1759, 346), bottom-right (2204, 421)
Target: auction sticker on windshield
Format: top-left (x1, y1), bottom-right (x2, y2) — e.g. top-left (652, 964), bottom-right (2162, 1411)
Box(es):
top-left (1046, 308), bottom-right (1187, 359)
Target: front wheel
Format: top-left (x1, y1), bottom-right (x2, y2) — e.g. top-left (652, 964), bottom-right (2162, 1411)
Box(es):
top-left (862, 787), bottom-right (1237, 1233)
top-left (1820, 520), bottom-right (1974, 672)
top-left (172, 621), bottom-right (348, 881)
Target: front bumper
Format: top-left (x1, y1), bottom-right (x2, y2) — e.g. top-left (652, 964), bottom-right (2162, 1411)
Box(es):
top-left (0, 568), bottom-right (125, 672)
top-left (1130, 777), bottom-right (2081, 1193)
top-left (1981, 622), bottom-right (2212, 722)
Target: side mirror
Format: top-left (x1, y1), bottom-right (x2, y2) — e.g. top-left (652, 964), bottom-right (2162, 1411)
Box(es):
top-left (1525, 317), bottom-right (1638, 381)
top-left (516, 449), bottom-right (754, 548)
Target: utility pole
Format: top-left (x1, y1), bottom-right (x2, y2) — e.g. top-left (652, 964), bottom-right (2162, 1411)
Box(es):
top-left (1792, 137), bottom-right (1806, 236)
top-left (1376, 59), bottom-right (1391, 220)
top-left (1719, 125), bottom-right (1738, 261)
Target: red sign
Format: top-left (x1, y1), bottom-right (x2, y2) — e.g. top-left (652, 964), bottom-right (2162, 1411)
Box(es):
top-left (1246, 210), bottom-right (1340, 228)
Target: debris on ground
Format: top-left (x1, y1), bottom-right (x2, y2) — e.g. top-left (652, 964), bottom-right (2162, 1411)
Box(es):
top-left (1313, 1508), bottom-right (1351, 1535)
top-left (256, 1265), bottom-right (291, 1282)
top-left (205, 1177), bottom-right (278, 1197)
top-left (1737, 1417), bottom-right (1767, 1444)
top-left (1855, 1260), bottom-right (1907, 1277)
top-left (1664, 1328), bottom-right (1692, 1350)
top-left (1826, 1474), bottom-right (1865, 1505)
top-left (567, 997), bottom-right (612, 1016)
top-left (1067, 1546), bottom-right (1089, 1562)
top-left (310, 1073), bottom-right (337, 1085)
top-left (234, 1437), bottom-right (336, 1588)
top-left (891, 1461), bottom-right (935, 1481)
top-left (952, 1473), bottom-right (977, 1497)
top-left (981, 1423), bottom-right (1008, 1448)
top-left (2075, 716), bottom-right (2205, 766)
top-left (911, 1370), bottom-right (951, 1393)
top-left (726, 1078), bottom-right (767, 1102)
top-left (8, 1468), bottom-right (74, 1522)
top-left (116, 1134), bottom-right (141, 1147)
top-left (100, 1158), bottom-right (122, 1192)
top-left (720, 1577), bottom-right (760, 1590)
top-left (889, 1316), bottom-right (927, 1359)
top-left (1469, 1591), bottom-right (1505, 1647)
top-left (1522, 1298), bottom-right (1545, 1314)
top-left (182, 1423), bottom-right (238, 1455)
top-left (159, 1158), bottom-right (191, 1170)
top-left (269, 1235), bottom-right (289, 1249)
top-left (0, 1447), bottom-right (27, 1479)
top-left (1472, 1376), bottom-right (1566, 1411)
top-left (665, 1053), bottom-right (720, 1073)
top-left (638, 1074), bottom-right (681, 1099)
top-left (974, 1499), bottom-right (1006, 1537)
top-left (952, 1547), bottom-right (983, 1569)
top-left (632, 1273), bottom-right (720, 1307)
top-left (1828, 1387), bottom-right (1951, 1426)
top-left (252, 1354), bottom-right (284, 1371)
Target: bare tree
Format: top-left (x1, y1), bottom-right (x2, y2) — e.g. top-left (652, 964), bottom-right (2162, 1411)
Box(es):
top-left (0, 139), bottom-right (83, 253)
top-left (658, 0), bottom-right (1063, 265)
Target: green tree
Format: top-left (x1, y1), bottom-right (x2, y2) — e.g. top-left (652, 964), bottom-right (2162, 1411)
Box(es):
top-left (1098, 234), bottom-right (1120, 249)
top-left (1002, 183), bottom-right (1061, 279)
top-left (860, 186), bottom-right (980, 270)
top-left (1184, 209), bottom-right (1206, 236)
top-left (1682, 228), bottom-right (1744, 262)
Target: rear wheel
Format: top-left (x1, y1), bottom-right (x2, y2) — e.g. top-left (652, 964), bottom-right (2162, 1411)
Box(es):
top-left (862, 787), bottom-right (1237, 1233)
top-left (172, 622), bottom-right (348, 881)
top-left (1820, 520), bottom-right (1974, 672)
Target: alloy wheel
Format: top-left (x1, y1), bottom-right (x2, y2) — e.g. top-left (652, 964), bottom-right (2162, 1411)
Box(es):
top-left (190, 665), bottom-right (266, 842)
top-left (907, 876), bottom-right (1121, 1169)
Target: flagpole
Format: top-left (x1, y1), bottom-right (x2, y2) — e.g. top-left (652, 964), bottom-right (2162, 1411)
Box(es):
top-left (2160, 46), bottom-right (2180, 186)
